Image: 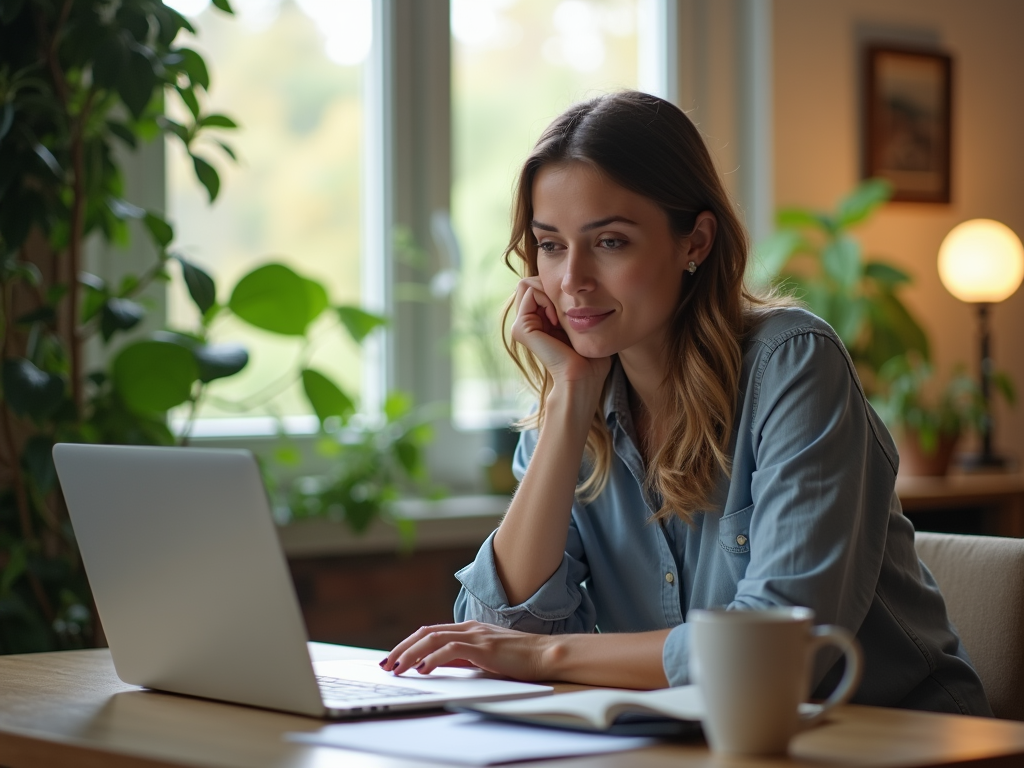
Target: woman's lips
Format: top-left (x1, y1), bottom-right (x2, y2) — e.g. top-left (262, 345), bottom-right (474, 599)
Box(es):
top-left (564, 308), bottom-right (614, 331)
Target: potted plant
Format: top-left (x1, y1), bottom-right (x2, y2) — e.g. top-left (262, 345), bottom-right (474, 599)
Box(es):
top-left (872, 354), bottom-right (1016, 476)
top-left (753, 179), bottom-right (930, 394)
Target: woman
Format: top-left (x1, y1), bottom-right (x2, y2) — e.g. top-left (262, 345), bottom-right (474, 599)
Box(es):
top-left (382, 91), bottom-right (990, 714)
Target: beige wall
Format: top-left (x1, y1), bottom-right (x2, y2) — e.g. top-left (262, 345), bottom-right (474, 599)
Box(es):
top-left (774, 0), bottom-right (1024, 463)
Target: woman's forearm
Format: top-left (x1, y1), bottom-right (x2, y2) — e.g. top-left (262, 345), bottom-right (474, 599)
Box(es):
top-left (493, 385), bottom-right (597, 605)
top-left (541, 629), bottom-right (671, 689)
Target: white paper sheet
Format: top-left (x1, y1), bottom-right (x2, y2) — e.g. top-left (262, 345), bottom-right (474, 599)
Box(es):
top-left (288, 713), bottom-right (656, 765)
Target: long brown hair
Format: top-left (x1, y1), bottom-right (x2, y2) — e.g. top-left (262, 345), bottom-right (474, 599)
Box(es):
top-left (502, 90), bottom-right (778, 522)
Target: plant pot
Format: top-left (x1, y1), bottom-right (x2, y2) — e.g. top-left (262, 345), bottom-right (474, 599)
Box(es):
top-left (898, 430), bottom-right (960, 477)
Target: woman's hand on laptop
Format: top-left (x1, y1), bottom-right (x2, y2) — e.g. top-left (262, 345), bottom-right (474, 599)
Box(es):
top-left (380, 620), bottom-right (553, 681)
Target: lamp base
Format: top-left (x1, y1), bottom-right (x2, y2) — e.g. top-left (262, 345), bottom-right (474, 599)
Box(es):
top-left (956, 453), bottom-right (1013, 473)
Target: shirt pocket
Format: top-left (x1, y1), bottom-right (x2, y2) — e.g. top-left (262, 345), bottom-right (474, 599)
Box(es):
top-left (719, 503), bottom-right (754, 554)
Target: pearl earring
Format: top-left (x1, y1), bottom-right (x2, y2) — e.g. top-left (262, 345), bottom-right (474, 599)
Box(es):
top-left (687, 261), bottom-right (697, 274)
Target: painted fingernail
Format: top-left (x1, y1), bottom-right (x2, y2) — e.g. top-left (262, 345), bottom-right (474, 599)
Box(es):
top-left (392, 661), bottom-right (401, 672)
top-left (379, 657), bottom-right (388, 667)
top-left (415, 661), bottom-right (425, 670)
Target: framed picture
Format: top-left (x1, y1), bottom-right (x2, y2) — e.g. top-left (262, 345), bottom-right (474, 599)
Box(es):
top-left (863, 46), bottom-right (952, 203)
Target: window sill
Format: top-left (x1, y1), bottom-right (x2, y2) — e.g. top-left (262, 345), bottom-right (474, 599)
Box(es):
top-left (278, 494), bottom-right (507, 558)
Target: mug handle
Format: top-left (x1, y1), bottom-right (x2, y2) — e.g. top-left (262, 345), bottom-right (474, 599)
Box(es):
top-left (800, 624), bottom-right (864, 726)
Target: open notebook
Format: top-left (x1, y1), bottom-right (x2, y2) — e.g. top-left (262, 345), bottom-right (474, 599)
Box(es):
top-left (456, 685), bottom-right (706, 737)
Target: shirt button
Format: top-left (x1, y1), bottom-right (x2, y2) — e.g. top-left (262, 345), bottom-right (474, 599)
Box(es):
top-left (736, 534), bottom-right (748, 546)
top-left (665, 572), bottom-right (675, 584)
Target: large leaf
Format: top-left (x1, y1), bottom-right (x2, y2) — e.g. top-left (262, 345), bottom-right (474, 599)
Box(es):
top-left (119, 49), bottom-right (158, 120)
top-left (92, 33), bottom-right (129, 90)
top-left (776, 208), bottom-right (835, 233)
top-left (749, 229), bottom-right (804, 284)
top-left (825, 292), bottom-right (866, 348)
top-left (105, 120), bottom-right (137, 149)
top-left (113, 340), bottom-right (198, 412)
top-left (144, 212), bottom-right (174, 249)
top-left (16, 307), bottom-right (56, 326)
top-left (821, 236), bottom-right (861, 290)
top-left (176, 84), bottom-right (201, 119)
top-left (228, 263), bottom-right (326, 336)
top-left (194, 343), bottom-right (248, 383)
top-left (384, 391), bottom-right (413, 422)
top-left (173, 255), bottom-right (216, 315)
top-left (198, 114), bottom-right (238, 129)
top-left (863, 261), bottom-right (911, 289)
top-left (305, 278), bottom-right (329, 322)
top-left (175, 47), bottom-right (210, 90)
top-left (837, 178), bottom-right (893, 228)
top-left (100, 298), bottom-right (146, 341)
top-left (394, 437), bottom-right (424, 479)
top-left (336, 306), bottom-right (387, 343)
top-left (861, 291), bottom-right (931, 374)
top-left (191, 154), bottom-right (220, 203)
top-left (301, 369), bottom-right (355, 425)
top-left (794, 280), bottom-right (831, 322)
top-left (80, 273), bottom-right (108, 323)
top-left (2, 358), bottom-right (65, 420)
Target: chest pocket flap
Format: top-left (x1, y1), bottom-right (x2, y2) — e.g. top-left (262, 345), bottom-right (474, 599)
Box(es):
top-left (719, 503), bottom-right (753, 554)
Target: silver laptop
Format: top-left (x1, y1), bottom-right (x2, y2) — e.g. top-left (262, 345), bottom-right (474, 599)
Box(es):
top-left (53, 443), bottom-right (551, 718)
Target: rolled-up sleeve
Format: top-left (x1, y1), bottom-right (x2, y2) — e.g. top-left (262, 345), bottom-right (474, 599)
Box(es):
top-left (662, 329), bottom-right (894, 687)
top-left (453, 428), bottom-right (598, 634)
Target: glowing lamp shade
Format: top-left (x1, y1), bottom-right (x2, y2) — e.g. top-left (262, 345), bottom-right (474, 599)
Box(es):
top-left (938, 219), bottom-right (1024, 304)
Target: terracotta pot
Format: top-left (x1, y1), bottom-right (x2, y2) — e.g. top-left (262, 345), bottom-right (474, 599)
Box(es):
top-left (897, 429), bottom-right (960, 477)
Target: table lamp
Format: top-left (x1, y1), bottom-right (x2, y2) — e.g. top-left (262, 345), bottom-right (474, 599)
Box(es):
top-left (937, 218), bottom-right (1024, 469)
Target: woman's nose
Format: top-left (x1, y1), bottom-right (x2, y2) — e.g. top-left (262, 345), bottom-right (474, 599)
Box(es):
top-left (560, 249), bottom-right (596, 295)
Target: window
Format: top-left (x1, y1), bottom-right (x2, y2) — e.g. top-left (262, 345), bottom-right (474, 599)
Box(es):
top-left (165, 0), bottom-right (370, 434)
top-left (154, 0), bottom-right (688, 488)
top-left (449, 0), bottom-right (646, 428)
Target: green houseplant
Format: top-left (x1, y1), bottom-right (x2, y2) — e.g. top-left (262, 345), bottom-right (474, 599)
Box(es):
top-left (0, 0), bottom-right (432, 654)
top-left (0, 0), bottom-right (246, 654)
top-left (753, 179), bottom-right (930, 392)
top-left (872, 353), bottom-right (1016, 475)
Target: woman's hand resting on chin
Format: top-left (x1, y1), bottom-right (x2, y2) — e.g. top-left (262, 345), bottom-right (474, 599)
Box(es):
top-left (380, 620), bottom-right (553, 681)
top-left (511, 277), bottom-right (610, 396)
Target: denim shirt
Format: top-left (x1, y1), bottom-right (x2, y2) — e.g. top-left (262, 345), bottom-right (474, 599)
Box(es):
top-left (454, 308), bottom-right (991, 715)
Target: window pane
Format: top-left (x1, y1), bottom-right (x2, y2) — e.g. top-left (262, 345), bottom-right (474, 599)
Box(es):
top-left (166, 0), bottom-right (369, 432)
top-left (450, 0), bottom-right (640, 428)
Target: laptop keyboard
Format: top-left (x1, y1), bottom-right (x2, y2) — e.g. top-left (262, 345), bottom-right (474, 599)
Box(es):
top-left (316, 675), bottom-right (430, 702)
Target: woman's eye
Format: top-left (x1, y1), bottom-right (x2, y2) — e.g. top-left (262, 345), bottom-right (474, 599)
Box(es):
top-left (537, 241), bottom-right (560, 253)
top-left (599, 238), bottom-right (626, 249)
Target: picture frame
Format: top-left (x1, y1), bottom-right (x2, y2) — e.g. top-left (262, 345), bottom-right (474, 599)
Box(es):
top-left (863, 46), bottom-right (953, 203)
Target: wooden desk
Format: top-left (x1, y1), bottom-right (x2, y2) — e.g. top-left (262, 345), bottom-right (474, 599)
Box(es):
top-left (897, 473), bottom-right (1024, 537)
top-left (2, 647), bottom-right (1024, 768)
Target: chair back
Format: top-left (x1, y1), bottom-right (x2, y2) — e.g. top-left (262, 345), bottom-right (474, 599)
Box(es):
top-left (915, 531), bottom-right (1024, 720)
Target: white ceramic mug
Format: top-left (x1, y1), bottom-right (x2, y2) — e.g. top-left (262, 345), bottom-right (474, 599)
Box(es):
top-left (688, 606), bottom-right (863, 756)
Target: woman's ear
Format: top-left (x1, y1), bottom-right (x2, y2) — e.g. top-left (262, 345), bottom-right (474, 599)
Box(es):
top-left (680, 211), bottom-right (717, 267)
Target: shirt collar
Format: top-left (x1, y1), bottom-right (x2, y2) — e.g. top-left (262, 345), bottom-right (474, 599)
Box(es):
top-left (602, 356), bottom-right (632, 430)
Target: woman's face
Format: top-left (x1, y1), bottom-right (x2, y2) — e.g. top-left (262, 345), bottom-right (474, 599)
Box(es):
top-left (530, 161), bottom-right (704, 360)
